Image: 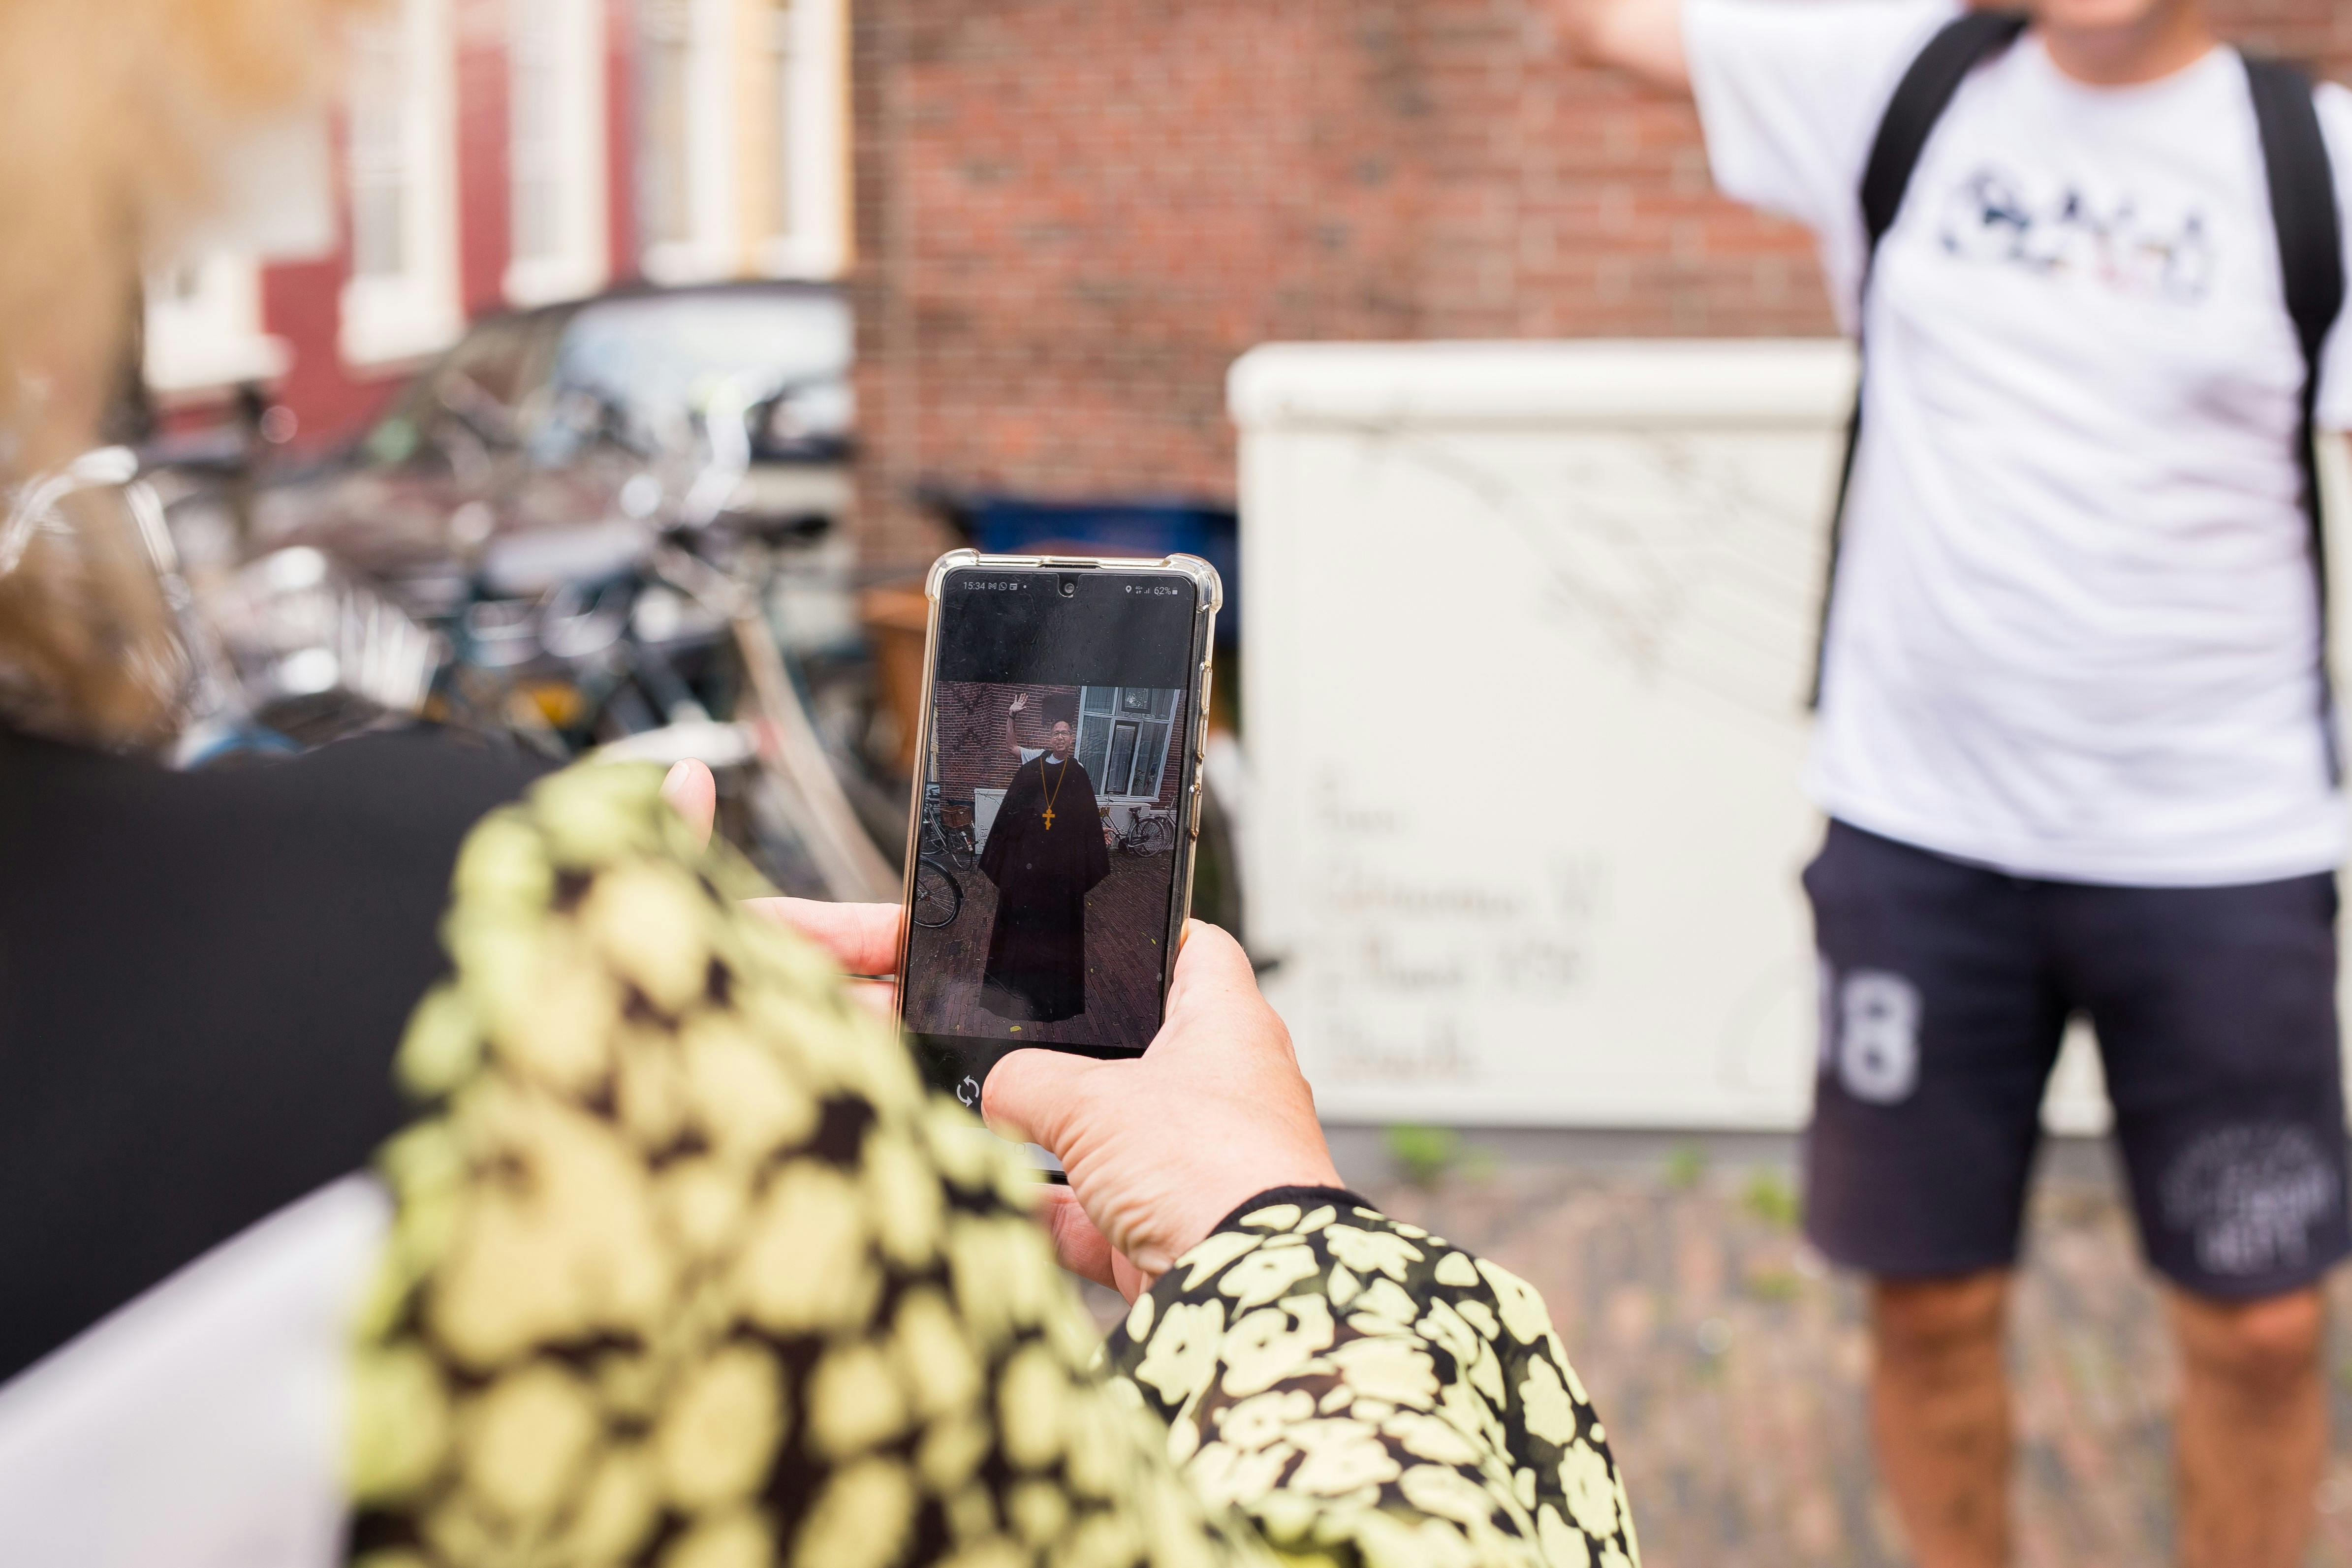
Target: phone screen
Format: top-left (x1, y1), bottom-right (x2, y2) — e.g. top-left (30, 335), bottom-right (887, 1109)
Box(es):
top-left (901, 563), bottom-right (1206, 1108)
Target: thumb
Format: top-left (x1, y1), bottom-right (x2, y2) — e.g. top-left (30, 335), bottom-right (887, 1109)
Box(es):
top-left (1163, 919), bottom-right (1263, 1017)
top-left (979, 1047), bottom-right (1097, 1152)
top-left (660, 759), bottom-right (717, 848)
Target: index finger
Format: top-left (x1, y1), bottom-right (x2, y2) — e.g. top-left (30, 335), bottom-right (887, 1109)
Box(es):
top-left (659, 760), bottom-right (718, 848)
top-left (1033, 1186), bottom-right (1119, 1289)
top-left (747, 898), bottom-right (905, 977)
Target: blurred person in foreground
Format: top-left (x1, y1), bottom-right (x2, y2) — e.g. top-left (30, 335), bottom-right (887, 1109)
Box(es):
top-left (1567, 0), bottom-right (2352, 1562)
top-left (0, 5), bottom-right (1639, 1566)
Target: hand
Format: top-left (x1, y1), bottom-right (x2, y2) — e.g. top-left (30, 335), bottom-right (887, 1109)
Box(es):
top-left (984, 921), bottom-right (1342, 1297)
top-left (663, 768), bottom-right (901, 1014)
top-left (661, 759), bottom-right (717, 847)
top-left (745, 897), bottom-right (904, 1016)
top-left (744, 889), bottom-right (1340, 1300)
top-left (1009, 693), bottom-right (1028, 714)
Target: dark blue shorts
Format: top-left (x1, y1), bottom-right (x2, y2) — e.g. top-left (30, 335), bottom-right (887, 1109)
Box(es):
top-left (1802, 819), bottom-right (2350, 1299)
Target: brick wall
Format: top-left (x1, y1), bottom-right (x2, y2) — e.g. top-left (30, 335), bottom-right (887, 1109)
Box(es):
top-left (850, 0), bottom-right (2352, 568)
top-left (932, 680), bottom-right (1189, 810)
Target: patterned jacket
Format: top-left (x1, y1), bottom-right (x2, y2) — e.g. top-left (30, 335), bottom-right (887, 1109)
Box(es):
top-left (347, 765), bottom-right (1638, 1568)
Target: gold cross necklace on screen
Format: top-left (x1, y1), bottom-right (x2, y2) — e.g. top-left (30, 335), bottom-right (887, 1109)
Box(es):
top-left (1039, 754), bottom-right (1067, 830)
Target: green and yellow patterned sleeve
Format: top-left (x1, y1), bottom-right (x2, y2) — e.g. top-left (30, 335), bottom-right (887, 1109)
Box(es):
top-left (1100, 1194), bottom-right (1639, 1568)
top-left (343, 762), bottom-right (1634, 1568)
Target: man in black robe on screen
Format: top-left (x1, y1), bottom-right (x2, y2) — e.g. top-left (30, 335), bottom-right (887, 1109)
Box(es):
top-left (977, 693), bottom-right (1111, 1023)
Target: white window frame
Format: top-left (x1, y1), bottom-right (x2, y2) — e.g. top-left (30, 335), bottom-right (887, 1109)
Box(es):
top-left (1076, 687), bottom-right (1180, 802)
top-left (505, 0), bottom-right (610, 307)
top-left (340, 0), bottom-right (463, 369)
top-left (638, 0), bottom-right (738, 284)
top-left (755, 0), bottom-right (849, 280)
top-left (144, 252), bottom-right (290, 396)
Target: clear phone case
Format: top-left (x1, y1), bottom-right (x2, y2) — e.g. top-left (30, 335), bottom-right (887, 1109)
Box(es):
top-left (894, 549), bottom-right (1223, 1050)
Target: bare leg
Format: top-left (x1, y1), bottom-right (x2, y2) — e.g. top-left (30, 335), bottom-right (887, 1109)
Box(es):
top-left (2170, 1286), bottom-right (2325, 1568)
top-left (1870, 1271), bottom-right (2012, 1568)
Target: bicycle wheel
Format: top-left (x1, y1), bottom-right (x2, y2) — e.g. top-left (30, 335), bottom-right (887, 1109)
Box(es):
top-left (1137, 815), bottom-right (1177, 855)
top-left (912, 856), bottom-right (963, 929)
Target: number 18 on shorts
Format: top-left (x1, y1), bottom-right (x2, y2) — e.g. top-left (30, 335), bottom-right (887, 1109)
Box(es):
top-left (1800, 819), bottom-right (2352, 1297)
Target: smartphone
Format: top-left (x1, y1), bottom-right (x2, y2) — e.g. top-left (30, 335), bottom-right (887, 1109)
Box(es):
top-left (895, 549), bottom-right (1221, 1122)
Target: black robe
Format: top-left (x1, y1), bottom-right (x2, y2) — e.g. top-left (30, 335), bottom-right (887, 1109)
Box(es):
top-left (977, 754), bottom-right (1111, 1022)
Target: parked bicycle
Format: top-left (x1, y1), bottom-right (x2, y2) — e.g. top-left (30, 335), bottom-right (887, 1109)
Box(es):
top-left (910, 853), bottom-right (963, 929)
top-left (904, 784), bottom-right (974, 929)
top-left (918, 784), bottom-right (978, 868)
top-left (134, 369), bottom-right (898, 902)
top-left (1110, 804), bottom-right (1177, 856)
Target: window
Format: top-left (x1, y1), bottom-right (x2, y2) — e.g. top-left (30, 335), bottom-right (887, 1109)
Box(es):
top-left (758, 2), bottom-right (792, 250)
top-left (347, 23), bottom-right (409, 282)
top-left (637, 0), bottom-right (736, 283)
top-left (507, 0), bottom-right (609, 306)
top-left (144, 253), bottom-right (288, 395)
top-left (341, 0), bottom-right (461, 367)
top-left (1076, 687), bottom-right (1180, 801)
top-left (754, 0), bottom-right (849, 279)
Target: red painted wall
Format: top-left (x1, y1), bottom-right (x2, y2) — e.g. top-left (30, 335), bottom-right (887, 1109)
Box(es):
top-left (256, 254), bottom-right (399, 453)
top-left (455, 0), bottom-right (514, 316)
top-left (606, 0), bottom-right (640, 286)
top-left (243, 1), bottom-right (635, 456)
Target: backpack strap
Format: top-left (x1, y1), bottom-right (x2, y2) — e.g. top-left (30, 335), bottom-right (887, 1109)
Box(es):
top-left (2246, 54), bottom-right (2347, 784)
top-left (1808, 8), bottom-right (2029, 708)
top-left (1860, 10), bottom-right (2031, 249)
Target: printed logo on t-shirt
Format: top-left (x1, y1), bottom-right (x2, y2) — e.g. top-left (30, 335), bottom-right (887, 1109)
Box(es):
top-left (1936, 164), bottom-right (2215, 304)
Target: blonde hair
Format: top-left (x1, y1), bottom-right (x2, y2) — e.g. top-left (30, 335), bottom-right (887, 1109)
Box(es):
top-left (0, 0), bottom-right (368, 748)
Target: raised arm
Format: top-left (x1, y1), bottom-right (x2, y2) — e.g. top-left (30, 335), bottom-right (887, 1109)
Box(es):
top-left (1004, 691), bottom-right (1031, 763)
top-left (1557, 0), bottom-right (1689, 94)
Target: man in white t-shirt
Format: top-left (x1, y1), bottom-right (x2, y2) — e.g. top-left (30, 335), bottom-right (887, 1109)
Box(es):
top-left (1569, 0), bottom-right (2352, 1562)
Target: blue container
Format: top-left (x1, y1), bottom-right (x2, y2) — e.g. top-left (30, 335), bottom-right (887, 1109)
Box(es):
top-left (964, 497), bottom-right (1239, 645)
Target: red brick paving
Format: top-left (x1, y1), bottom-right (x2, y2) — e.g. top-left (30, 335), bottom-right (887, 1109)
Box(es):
top-left (1067, 1138), bottom-right (2352, 1563)
top-left (1350, 1149), bottom-right (2352, 1568)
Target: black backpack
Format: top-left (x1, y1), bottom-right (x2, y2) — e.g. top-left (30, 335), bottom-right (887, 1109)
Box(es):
top-left (1812, 10), bottom-right (2348, 778)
